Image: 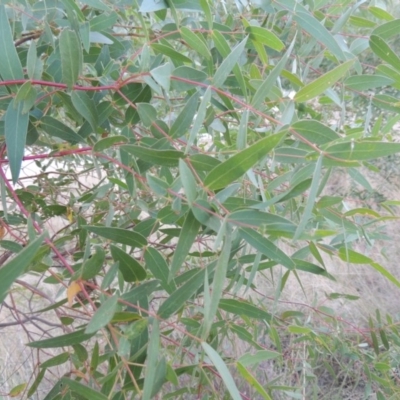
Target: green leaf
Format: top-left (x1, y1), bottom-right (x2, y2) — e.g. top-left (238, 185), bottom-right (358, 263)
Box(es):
top-left (144, 247), bottom-right (177, 294)
top-left (368, 7), bottom-right (394, 21)
top-left (293, 153), bottom-right (323, 240)
top-left (5, 99), bottom-right (29, 183)
top-left (180, 27), bottom-right (211, 59)
top-left (202, 342), bottom-right (243, 400)
top-left (371, 19), bottom-right (400, 40)
top-left (59, 29), bottom-right (82, 89)
top-left (245, 26), bottom-right (284, 51)
top-left (189, 153), bottom-right (221, 172)
top-left (179, 159), bottom-right (197, 206)
top-left (240, 228), bottom-right (295, 269)
top-left (344, 74), bottom-right (394, 90)
top-left (71, 91), bottom-right (98, 132)
top-left (169, 211), bottom-right (201, 279)
top-left (170, 92), bottom-right (200, 138)
top-left (93, 135), bottom-right (128, 152)
top-left (202, 228), bottom-right (231, 339)
top-left (0, 5), bottom-right (23, 81)
top-left (15, 81), bottom-right (37, 114)
top-left (323, 141), bottom-right (400, 163)
top-left (40, 352), bottom-right (70, 369)
top-left (83, 226), bottom-right (147, 247)
top-left (41, 116), bottom-right (84, 143)
top-left (213, 36), bottom-right (248, 87)
top-left (204, 131), bottom-right (286, 190)
top-left (121, 145), bottom-right (184, 167)
top-left (251, 37), bottom-right (296, 109)
top-left (237, 363), bottom-right (272, 400)
top-left (212, 30), bottom-right (247, 97)
top-left (239, 350), bottom-right (280, 367)
top-left (219, 298), bottom-right (271, 320)
top-left (0, 233), bottom-right (46, 304)
top-left (292, 8), bottom-right (345, 61)
top-left (186, 86), bottom-right (212, 150)
top-left (229, 210), bottom-right (296, 237)
top-left (369, 35), bottom-right (400, 73)
top-left (27, 368), bottom-right (46, 398)
top-left (80, 246), bottom-right (105, 280)
top-left (338, 248), bottom-right (373, 264)
top-left (294, 59), bottom-right (355, 102)
top-left (110, 244), bottom-right (147, 282)
top-left (137, 103), bottom-right (157, 127)
top-left (151, 43), bottom-right (192, 63)
top-left (60, 377), bottom-right (107, 400)
top-left (158, 267), bottom-right (205, 319)
top-left (28, 328), bottom-right (95, 348)
top-left (150, 62), bottom-right (173, 91)
top-left (291, 120), bottom-right (340, 145)
top-left (85, 295), bottom-right (119, 334)
top-left (172, 65), bottom-right (208, 91)
top-left (142, 319), bottom-right (160, 400)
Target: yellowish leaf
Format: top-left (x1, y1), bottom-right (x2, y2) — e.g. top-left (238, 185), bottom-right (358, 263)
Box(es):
top-left (9, 383), bottom-right (27, 397)
top-left (0, 225), bottom-right (5, 239)
top-left (66, 207), bottom-right (74, 223)
top-left (67, 281), bottom-right (82, 306)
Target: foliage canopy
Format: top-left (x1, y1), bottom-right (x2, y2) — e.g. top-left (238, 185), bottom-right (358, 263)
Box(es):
top-left (1, 0), bottom-right (400, 398)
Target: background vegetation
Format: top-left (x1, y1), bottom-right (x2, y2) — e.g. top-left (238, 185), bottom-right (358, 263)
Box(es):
top-left (1, 0), bottom-right (400, 398)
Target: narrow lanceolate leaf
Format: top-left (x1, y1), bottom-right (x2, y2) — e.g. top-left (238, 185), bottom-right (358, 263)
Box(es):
top-left (213, 36), bottom-right (248, 88)
top-left (142, 319), bottom-right (160, 400)
top-left (237, 363), bottom-right (272, 400)
top-left (71, 91), bottom-right (98, 131)
top-left (159, 267), bottom-right (205, 319)
top-left (93, 135), bottom-right (128, 152)
top-left (294, 153), bottom-right (323, 240)
top-left (344, 74), bottom-right (395, 90)
top-left (294, 59), bottom-right (355, 102)
top-left (0, 5), bottom-right (23, 81)
top-left (180, 27), bottom-right (211, 59)
top-left (251, 36), bottom-right (296, 109)
top-left (5, 99), bottom-right (29, 183)
top-left (144, 247), bottom-right (176, 294)
top-left (169, 211), bottom-right (201, 279)
top-left (369, 35), bottom-right (400, 73)
top-left (186, 86), bottom-right (212, 151)
top-left (212, 30), bottom-right (247, 97)
top-left (28, 328), bottom-right (95, 348)
top-left (339, 248), bottom-right (400, 288)
top-left (121, 145), bottom-right (184, 167)
top-left (60, 378), bottom-right (107, 400)
top-left (245, 26), bottom-right (284, 51)
top-left (85, 295), bottom-right (119, 334)
top-left (219, 299), bottom-right (271, 320)
top-left (41, 116), bottom-right (84, 143)
top-left (0, 233), bottom-right (46, 304)
top-left (204, 131), bottom-right (286, 190)
top-left (179, 159), bottom-right (197, 207)
top-left (110, 245), bottom-right (147, 282)
top-left (169, 91), bottom-right (200, 138)
top-left (202, 228), bottom-right (231, 340)
top-left (81, 246), bottom-right (105, 280)
top-left (202, 342), bottom-right (243, 400)
top-left (323, 141), bottom-right (400, 163)
top-left (83, 226), bottom-right (147, 247)
top-left (59, 29), bottom-right (82, 89)
top-left (240, 228), bottom-right (295, 269)
top-left (291, 120), bottom-right (340, 145)
top-left (292, 8), bottom-right (345, 61)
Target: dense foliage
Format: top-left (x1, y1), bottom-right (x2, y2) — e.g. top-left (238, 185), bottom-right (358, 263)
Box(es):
top-left (1, 0), bottom-right (400, 398)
